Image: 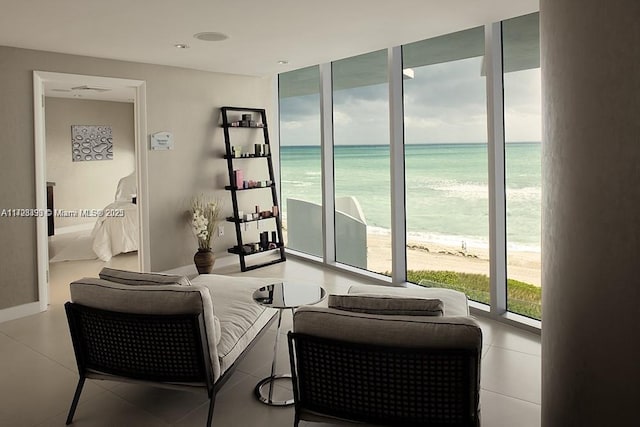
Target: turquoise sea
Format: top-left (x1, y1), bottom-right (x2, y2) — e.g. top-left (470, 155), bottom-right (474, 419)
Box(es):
top-left (280, 143), bottom-right (541, 251)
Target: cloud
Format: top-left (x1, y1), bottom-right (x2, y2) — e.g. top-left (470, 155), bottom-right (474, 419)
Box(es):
top-left (282, 121), bottom-right (304, 130)
top-left (333, 84), bottom-right (389, 145)
top-left (403, 116), bottom-right (444, 129)
top-left (334, 83), bottom-right (387, 103)
top-left (402, 57), bottom-right (487, 143)
top-left (405, 58), bottom-right (486, 109)
top-left (279, 57), bottom-right (541, 146)
top-left (333, 110), bottom-right (353, 126)
top-left (279, 93), bottom-right (321, 146)
top-left (279, 93), bottom-right (320, 122)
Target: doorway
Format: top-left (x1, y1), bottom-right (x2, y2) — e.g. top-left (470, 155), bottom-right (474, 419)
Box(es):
top-left (33, 71), bottom-right (149, 310)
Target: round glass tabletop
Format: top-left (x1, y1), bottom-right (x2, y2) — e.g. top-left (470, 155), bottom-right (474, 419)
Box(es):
top-left (253, 282), bottom-right (326, 309)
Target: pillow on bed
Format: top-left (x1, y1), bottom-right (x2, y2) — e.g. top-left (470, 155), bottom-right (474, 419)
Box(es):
top-left (328, 294), bottom-right (444, 316)
top-left (99, 267), bottom-right (192, 287)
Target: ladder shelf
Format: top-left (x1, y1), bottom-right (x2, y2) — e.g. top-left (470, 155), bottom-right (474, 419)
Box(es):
top-left (221, 106), bottom-right (286, 272)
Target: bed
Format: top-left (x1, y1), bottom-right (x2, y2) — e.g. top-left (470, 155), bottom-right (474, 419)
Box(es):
top-left (91, 173), bottom-right (138, 261)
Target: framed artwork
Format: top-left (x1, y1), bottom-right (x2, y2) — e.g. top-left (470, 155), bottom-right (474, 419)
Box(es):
top-left (71, 125), bottom-right (113, 161)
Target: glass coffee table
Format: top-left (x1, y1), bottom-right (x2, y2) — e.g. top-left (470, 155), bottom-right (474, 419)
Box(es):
top-left (252, 281), bottom-right (326, 406)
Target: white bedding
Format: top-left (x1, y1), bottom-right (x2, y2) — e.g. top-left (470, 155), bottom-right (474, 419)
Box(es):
top-left (91, 201), bottom-right (138, 261)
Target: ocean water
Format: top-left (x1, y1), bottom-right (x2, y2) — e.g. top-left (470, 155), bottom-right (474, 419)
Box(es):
top-left (280, 143), bottom-right (541, 251)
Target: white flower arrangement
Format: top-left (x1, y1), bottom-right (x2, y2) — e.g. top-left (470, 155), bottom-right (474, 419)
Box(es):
top-left (190, 194), bottom-right (222, 250)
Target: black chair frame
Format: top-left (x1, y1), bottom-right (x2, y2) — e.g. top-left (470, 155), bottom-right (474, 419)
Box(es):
top-left (288, 332), bottom-right (480, 427)
top-left (65, 302), bottom-right (275, 426)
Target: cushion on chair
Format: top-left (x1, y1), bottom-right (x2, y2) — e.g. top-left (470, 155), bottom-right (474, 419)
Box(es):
top-left (291, 305), bottom-right (482, 426)
top-left (328, 294), bottom-right (443, 316)
top-left (70, 277), bottom-right (221, 381)
top-left (348, 284), bottom-right (469, 316)
top-left (99, 267), bottom-right (192, 287)
top-left (190, 274), bottom-right (279, 374)
top-left (294, 306), bottom-right (482, 350)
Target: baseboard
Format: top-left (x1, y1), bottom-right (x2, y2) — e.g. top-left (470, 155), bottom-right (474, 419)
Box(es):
top-left (55, 223), bottom-right (94, 235)
top-left (0, 302), bottom-right (43, 324)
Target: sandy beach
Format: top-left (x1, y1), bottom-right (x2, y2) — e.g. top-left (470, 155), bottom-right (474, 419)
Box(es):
top-left (283, 225), bottom-right (541, 287)
top-left (366, 233), bottom-right (541, 287)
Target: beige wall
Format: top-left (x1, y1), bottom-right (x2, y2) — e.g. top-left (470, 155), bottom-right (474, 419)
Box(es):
top-left (0, 45), bottom-right (272, 310)
top-left (541, 0), bottom-right (640, 424)
top-left (45, 98), bottom-right (135, 229)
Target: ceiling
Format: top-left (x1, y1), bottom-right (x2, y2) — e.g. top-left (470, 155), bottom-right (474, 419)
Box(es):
top-left (280, 13), bottom-right (540, 98)
top-left (0, 0), bottom-right (538, 77)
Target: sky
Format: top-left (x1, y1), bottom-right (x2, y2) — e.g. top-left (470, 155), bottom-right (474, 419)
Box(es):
top-left (279, 56), bottom-right (541, 146)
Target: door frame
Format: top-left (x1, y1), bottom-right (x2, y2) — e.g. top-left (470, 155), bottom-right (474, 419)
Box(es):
top-left (33, 71), bottom-right (150, 310)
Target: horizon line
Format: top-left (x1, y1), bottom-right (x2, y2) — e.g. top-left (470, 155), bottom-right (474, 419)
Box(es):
top-left (281, 141), bottom-right (542, 147)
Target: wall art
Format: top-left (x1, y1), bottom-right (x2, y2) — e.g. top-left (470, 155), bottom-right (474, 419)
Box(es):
top-left (71, 125), bottom-right (113, 161)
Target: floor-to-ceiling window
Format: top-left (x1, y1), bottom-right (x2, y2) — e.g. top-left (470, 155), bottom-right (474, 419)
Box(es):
top-left (332, 50), bottom-right (391, 274)
top-left (402, 27), bottom-right (490, 304)
top-left (503, 13), bottom-right (542, 320)
top-left (278, 66), bottom-right (323, 258)
top-left (277, 12), bottom-right (542, 328)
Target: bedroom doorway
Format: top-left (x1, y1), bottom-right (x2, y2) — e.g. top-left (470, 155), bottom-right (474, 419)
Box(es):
top-left (33, 72), bottom-right (149, 309)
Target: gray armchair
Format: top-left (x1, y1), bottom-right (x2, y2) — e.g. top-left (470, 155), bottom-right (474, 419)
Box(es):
top-left (65, 268), bottom-right (278, 426)
top-left (288, 286), bottom-right (482, 426)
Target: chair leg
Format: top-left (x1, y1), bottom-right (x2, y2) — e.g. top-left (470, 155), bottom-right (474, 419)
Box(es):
top-left (66, 376), bottom-right (86, 425)
top-left (206, 394), bottom-right (215, 427)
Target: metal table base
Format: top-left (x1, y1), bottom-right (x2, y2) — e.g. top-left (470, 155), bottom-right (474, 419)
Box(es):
top-left (254, 374), bottom-right (293, 406)
top-left (254, 308), bottom-right (295, 406)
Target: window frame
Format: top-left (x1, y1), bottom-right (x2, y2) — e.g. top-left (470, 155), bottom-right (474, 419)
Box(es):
top-left (276, 16), bottom-right (541, 333)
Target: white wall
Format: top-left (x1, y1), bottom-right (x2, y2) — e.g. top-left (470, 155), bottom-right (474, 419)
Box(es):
top-left (45, 98), bottom-right (135, 229)
top-left (287, 198), bottom-right (367, 268)
top-left (0, 45), bottom-right (272, 310)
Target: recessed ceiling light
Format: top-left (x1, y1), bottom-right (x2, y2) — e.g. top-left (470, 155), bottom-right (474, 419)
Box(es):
top-left (174, 43), bottom-right (190, 49)
top-left (277, 60), bottom-right (289, 65)
top-left (193, 32), bottom-right (229, 42)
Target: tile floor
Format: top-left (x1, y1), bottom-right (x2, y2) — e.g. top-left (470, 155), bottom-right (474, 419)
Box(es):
top-left (0, 254), bottom-right (541, 426)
